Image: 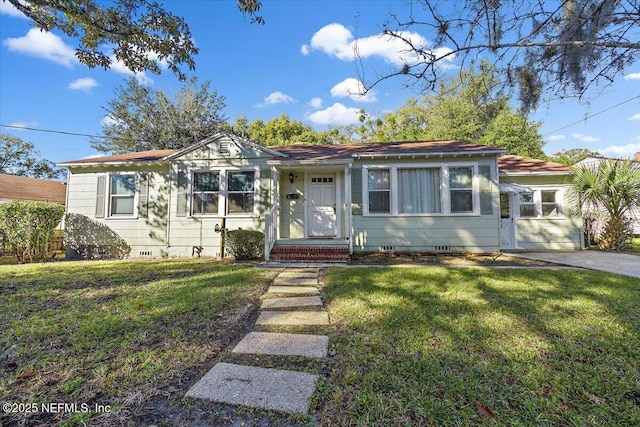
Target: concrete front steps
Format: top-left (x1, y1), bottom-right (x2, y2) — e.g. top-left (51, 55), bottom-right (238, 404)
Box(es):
top-left (185, 267), bottom-right (329, 415)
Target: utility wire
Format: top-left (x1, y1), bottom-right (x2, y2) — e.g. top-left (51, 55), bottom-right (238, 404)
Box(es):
top-left (0, 124), bottom-right (144, 142)
top-left (542, 94), bottom-right (640, 136)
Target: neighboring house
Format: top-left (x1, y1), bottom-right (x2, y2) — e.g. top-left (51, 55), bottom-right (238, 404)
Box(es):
top-left (58, 132), bottom-right (582, 261)
top-left (574, 154), bottom-right (640, 236)
top-left (0, 173), bottom-right (66, 204)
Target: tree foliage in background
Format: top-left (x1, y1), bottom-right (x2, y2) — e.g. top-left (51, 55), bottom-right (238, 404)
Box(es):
top-left (550, 148), bottom-right (602, 165)
top-left (92, 76), bottom-right (227, 153)
top-left (0, 133), bottom-right (63, 179)
top-left (346, 62), bottom-right (546, 158)
top-left (571, 159), bottom-right (640, 251)
top-left (0, 200), bottom-right (65, 262)
top-left (367, 0), bottom-right (640, 112)
top-left (227, 113), bottom-right (332, 146)
top-left (5, 0), bottom-right (263, 79)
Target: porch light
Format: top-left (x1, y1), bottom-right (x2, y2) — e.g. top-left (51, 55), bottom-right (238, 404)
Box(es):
top-left (289, 172), bottom-right (294, 183)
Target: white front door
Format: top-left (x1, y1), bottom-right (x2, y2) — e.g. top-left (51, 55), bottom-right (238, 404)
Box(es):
top-left (308, 175), bottom-right (337, 237)
top-left (500, 192), bottom-right (516, 250)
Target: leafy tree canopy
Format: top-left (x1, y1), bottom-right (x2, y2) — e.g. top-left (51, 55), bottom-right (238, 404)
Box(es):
top-left (550, 148), bottom-right (602, 165)
top-left (366, 0), bottom-right (640, 112)
top-left (92, 76), bottom-right (227, 153)
top-left (227, 114), bottom-right (332, 146)
top-left (5, 0), bottom-right (263, 79)
top-left (348, 62), bottom-right (546, 158)
top-left (0, 133), bottom-right (63, 179)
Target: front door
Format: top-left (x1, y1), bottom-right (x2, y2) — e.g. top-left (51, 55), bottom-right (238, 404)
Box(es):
top-left (308, 175), bottom-right (337, 237)
top-left (500, 192), bottom-right (516, 250)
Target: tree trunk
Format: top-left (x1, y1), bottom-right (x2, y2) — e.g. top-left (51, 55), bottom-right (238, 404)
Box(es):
top-left (598, 216), bottom-right (628, 251)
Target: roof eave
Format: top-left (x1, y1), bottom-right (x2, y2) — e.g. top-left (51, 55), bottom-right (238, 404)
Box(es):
top-left (352, 149), bottom-right (505, 159)
top-left (267, 158), bottom-right (353, 166)
top-left (500, 171), bottom-right (571, 176)
top-left (58, 159), bottom-right (170, 168)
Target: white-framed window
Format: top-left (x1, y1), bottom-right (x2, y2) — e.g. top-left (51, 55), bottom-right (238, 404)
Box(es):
top-left (227, 170), bottom-right (255, 215)
top-left (108, 173), bottom-right (137, 218)
top-left (367, 168), bottom-right (391, 214)
top-left (518, 188), bottom-right (564, 218)
top-left (188, 167), bottom-right (258, 217)
top-left (192, 171), bottom-right (220, 215)
top-left (362, 163), bottom-right (480, 216)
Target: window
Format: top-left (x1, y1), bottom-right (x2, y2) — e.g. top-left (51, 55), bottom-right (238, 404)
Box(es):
top-left (449, 167), bottom-right (473, 213)
top-left (398, 168), bottom-right (441, 213)
top-left (109, 174), bottom-right (136, 217)
top-left (541, 190), bottom-right (560, 217)
top-left (192, 172), bottom-right (219, 215)
top-left (227, 171), bottom-right (255, 214)
top-left (519, 189), bottom-right (563, 218)
top-left (367, 169), bottom-right (390, 213)
top-left (519, 192), bottom-right (535, 217)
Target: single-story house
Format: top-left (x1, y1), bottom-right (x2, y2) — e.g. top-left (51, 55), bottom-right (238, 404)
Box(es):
top-left (58, 132), bottom-right (582, 261)
top-left (0, 173), bottom-right (66, 204)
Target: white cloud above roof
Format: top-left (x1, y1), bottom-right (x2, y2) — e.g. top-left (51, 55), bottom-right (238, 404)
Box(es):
top-left (626, 113), bottom-right (640, 121)
top-left (68, 77), bottom-right (98, 92)
top-left (306, 102), bottom-right (361, 126)
top-left (8, 121), bottom-right (38, 130)
top-left (308, 97), bottom-right (323, 109)
top-left (547, 134), bottom-right (566, 141)
top-left (254, 91), bottom-right (296, 108)
top-left (3, 28), bottom-right (77, 67)
top-left (600, 143), bottom-right (640, 158)
top-left (330, 78), bottom-right (377, 103)
top-left (572, 133), bottom-right (601, 143)
top-left (623, 73), bottom-right (640, 80)
top-left (301, 22), bottom-right (454, 67)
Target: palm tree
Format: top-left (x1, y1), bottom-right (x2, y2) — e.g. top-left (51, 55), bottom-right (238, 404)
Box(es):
top-left (571, 158), bottom-right (640, 251)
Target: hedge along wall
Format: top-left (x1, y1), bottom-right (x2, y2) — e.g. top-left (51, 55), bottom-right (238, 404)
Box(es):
top-left (0, 200), bottom-right (65, 263)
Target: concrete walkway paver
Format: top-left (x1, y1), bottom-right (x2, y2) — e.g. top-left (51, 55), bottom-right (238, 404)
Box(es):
top-left (256, 310), bottom-right (330, 326)
top-left (261, 296), bottom-right (323, 309)
top-left (266, 285), bottom-right (320, 295)
top-left (185, 362), bottom-right (318, 414)
top-left (186, 266), bottom-right (330, 415)
top-left (232, 332), bottom-right (329, 358)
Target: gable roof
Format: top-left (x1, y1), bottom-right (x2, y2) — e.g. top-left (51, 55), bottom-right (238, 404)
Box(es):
top-left (0, 173), bottom-right (67, 204)
top-left (498, 155), bottom-right (570, 175)
top-left (164, 131), bottom-right (286, 160)
top-left (58, 149), bottom-right (175, 166)
top-left (269, 140), bottom-right (505, 162)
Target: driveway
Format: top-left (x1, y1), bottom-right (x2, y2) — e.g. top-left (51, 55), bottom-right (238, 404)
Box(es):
top-left (512, 251), bottom-right (640, 279)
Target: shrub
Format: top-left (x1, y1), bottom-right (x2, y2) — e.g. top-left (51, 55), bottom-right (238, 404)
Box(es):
top-left (225, 229), bottom-right (264, 260)
top-left (0, 200), bottom-right (65, 263)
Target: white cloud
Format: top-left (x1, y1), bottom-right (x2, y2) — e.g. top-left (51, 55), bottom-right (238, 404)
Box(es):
top-left (330, 78), bottom-right (377, 103)
top-left (254, 91), bottom-right (295, 108)
top-left (306, 103), bottom-right (361, 126)
top-left (0, 1), bottom-right (27, 18)
top-left (547, 134), bottom-right (566, 141)
top-left (600, 143), bottom-right (640, 158)
top-left (572, 133), bottom-right (601, 143)
top-left (8, 121), bottom-right (38, 130)
top-left (108, 55), bottom-right (153, 85)
top-left (3, 28), bottom-right (77, 67)
top-left (626, 113), bottom-right (640, 121)
top-left (302, 23), bottom-right (454, 67)
top-left (100, 115), bottom-right (123, 127)
top-left (309, 97), bottom-right (323, 109)
top-left (623, 72), bottom-right (640, 80)
top-left (68, 77), bottom-right (98, 92)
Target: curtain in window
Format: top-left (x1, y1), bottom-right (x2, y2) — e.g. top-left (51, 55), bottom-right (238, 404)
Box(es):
top-left (398, 168), bottom-right (441, 213)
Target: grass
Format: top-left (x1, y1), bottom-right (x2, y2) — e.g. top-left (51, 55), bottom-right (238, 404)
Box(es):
top-left (320, 267), bottom-right (640, 426)
top-left (0, 258), bottom-right (274, 426)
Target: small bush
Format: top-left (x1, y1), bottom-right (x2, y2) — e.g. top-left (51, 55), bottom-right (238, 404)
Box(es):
top-left (225, 229), bottom-right (264, 260)
top-left (0, 200), bottom-right (65, 263)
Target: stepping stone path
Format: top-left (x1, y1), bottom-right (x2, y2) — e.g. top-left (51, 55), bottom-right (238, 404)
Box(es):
top-left (186, 267), bottom-right (329, 415)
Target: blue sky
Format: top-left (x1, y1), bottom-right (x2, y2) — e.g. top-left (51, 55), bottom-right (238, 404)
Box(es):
top-left (1, 0), bottom-right (639, 171)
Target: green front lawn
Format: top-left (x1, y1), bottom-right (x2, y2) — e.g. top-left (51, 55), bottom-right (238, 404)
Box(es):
top-left (0, 259), bottom-right (273, 426)
top-left (321, 267), bottom-right (640, 426)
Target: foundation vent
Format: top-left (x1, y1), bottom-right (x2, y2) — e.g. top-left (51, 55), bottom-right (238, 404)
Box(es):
top-left (139, 251), bottom-right (153, 257)
top-left (435, 245), bottom-right (451, 252)
top-left (379, 245), bottom-right (395, 252)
